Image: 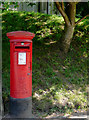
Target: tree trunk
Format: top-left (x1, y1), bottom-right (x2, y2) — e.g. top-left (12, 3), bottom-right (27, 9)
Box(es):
top-left (61, 3), bottom-right (76, 53)
top-left (61, 24), bottom-right (75, 53)
top-left (55, 2), bottom-right (77, 53)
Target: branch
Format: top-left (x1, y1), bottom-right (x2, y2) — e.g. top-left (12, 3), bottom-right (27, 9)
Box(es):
top-left (75, 14), bottom-right (89, 25)
top-left (61, 0), bottom-right (64, 10)
top-left (54, 1), bottom-right (70, 26)
top-left (67, 2), bottom-right (76, 26)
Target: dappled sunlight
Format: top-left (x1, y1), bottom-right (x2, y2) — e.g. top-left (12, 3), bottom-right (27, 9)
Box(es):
top-left (72, 17), bottom-right (89, 61)
top-left (33, 83), bottom-right (87, 117)
top-left (75, 18), bottom-right (89, 30)
top-left (2, 11), bottom-right (88, 117)
top-left (48, 15), bottom-right (64, 24)
top-left (78, 21), bottom-right (84, 25)
top-left (24, 12), bottom-right (63, 42)
top-left (83, 51), bottom-right (88, 58)
top-left (75, 31), bottom-right (85, 37)
top-left (19, 13), bottom-right (25, 16)
top-left (2, 11), bottom-right (63, 45)
top-left (44, 41), bottom-right (57, 45)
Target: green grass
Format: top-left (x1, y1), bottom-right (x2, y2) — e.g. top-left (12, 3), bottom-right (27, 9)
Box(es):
top-left (2, 11), bottom-right (88, 117)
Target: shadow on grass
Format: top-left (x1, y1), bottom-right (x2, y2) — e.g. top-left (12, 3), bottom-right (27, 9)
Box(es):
top-left (2, 11), bottom-right (88, 117)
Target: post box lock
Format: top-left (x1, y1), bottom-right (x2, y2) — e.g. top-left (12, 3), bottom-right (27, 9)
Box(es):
top-left (27, 73), bottom-right (30, 75)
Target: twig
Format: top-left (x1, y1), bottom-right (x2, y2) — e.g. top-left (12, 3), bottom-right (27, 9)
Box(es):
top-left (75, 14), bottom-right (89, 25)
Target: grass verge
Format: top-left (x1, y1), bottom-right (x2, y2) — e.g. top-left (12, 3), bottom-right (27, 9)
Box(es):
top-left (2, 11), bottom-right (88, 117)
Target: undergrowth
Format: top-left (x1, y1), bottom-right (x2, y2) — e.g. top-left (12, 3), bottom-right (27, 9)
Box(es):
top-left (2, 11), bottom-right (88, 117)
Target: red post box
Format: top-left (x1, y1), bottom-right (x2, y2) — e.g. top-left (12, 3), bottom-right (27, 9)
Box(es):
top-left (6, 31), bottom-right (35, 118)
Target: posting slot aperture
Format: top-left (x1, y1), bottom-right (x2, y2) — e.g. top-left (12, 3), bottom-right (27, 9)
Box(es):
top-left (15, 46), bottom-right (29, 49)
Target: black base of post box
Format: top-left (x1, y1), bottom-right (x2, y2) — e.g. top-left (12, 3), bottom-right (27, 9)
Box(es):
top-left (9, 96), bottom-right (33, 118)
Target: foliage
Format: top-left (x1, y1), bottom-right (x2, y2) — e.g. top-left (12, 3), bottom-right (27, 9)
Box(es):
top-left (2, 11), bottom-right (88, 117)
top-left (2, 11), bottom-right (63, 43)
top-left (26, 2), bottom-right (36, 7)
top-left (0, 2), bottom-right (19, 11)
top-left (76, 2), bottom-right (89, 17)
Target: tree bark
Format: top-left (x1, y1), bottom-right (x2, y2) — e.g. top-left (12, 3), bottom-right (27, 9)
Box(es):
top-left (55, 2), bottom-right (70, 26)
top-left (55, 1), bottom-right (88, 53)
top-left (61, 25), bottom-right (75, 53)
top-left (61, 3), bottom-right (76, 53)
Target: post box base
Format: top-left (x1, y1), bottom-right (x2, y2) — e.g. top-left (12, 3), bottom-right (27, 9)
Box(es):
top-left (3, 114), bottom-right (35, 119)
top-left (9, 96), bottom-right (33, 118)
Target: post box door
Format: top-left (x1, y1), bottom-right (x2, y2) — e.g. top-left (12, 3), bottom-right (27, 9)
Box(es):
top-left (10, 43), bottom-right (32, 98)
